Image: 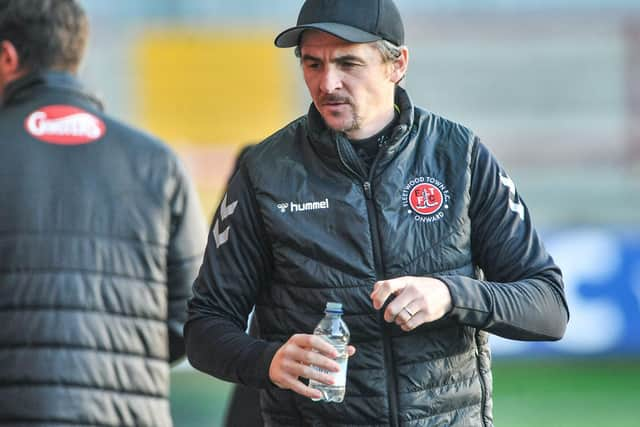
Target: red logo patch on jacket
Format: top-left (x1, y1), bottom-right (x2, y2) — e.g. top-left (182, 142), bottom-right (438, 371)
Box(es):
top-left (24, 105), bottom-right (106, 145)
top-left (409, 183), bottom-right (443, 216)
top-left (402, 176), bottom-right (450, 223)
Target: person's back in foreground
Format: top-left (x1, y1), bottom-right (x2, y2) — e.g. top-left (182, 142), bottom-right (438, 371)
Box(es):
top-left (186, 0), bottom-right (570, 426)
top-left (0, 1), bottom-right (206, 425)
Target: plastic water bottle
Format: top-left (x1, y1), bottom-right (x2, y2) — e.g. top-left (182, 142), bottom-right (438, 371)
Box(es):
top-left (309, 301), bottom-right (350, 403)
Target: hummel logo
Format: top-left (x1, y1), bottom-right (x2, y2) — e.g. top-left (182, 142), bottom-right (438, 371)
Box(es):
top-left (276, 198), bottom-right (330, 213)
top-left (212, 219), bottom-right (230, 249)
top-left (499, 174), bottom-right (525, 220)
top-left (213, 193), bottom-right (238, 248)
top-left (219, 194), bottom-right (238, 221)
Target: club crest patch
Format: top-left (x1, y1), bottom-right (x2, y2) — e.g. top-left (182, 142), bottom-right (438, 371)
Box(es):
top-left (402, 176), bottom-right (450, 223)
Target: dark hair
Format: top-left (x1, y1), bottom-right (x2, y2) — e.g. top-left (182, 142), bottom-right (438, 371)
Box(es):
top-left (295, 39), bottom-right (402, 63)
top-left (0, 0), bottom-right (88, 73)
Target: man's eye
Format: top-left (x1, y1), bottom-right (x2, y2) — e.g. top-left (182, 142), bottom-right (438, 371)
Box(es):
top-left (341, 62), bottom-right (358, 68)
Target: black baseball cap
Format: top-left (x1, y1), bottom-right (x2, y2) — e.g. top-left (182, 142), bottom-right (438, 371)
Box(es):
top-left (274, 0), bottom-right (404, 48)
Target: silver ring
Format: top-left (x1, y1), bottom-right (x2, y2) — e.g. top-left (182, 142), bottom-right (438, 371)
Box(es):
top-left (403, 307), bottom-right (414, 317)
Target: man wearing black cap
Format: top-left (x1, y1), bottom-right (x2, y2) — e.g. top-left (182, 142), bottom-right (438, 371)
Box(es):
top-left (186, 1), bottom-right (569, 426)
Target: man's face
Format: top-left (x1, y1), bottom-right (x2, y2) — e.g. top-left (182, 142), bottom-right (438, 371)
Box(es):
top-left (299, 31), bottom-right (399, 139)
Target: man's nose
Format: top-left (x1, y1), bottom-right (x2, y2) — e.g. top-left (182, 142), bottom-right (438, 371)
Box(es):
top-left (319, 67), bottom-right (342, 93)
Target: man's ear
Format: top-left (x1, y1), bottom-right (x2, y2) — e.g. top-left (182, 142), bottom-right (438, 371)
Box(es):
top-left (0, 40), bottom-right (21, 78)
top-left (390, 46), bottom-right (409, 84)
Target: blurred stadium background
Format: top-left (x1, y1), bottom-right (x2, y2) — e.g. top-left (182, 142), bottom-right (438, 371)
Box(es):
top-left (78, 1), bottom-right (640, 426)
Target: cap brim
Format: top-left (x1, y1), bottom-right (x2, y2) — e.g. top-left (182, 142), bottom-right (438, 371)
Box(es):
top-left (274, 22), bottom-right (381, 48)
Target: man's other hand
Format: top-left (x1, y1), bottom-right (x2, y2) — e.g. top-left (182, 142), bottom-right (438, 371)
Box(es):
top-left (370, 276), bottom-right (452, 331)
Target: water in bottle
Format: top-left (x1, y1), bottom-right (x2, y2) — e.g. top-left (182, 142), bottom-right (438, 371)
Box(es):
top-left (308, 301), bottom-right (350, 403)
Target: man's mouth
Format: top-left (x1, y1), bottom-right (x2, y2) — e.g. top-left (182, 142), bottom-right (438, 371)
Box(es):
top-left (323, 102), bottom-right (347, 108)
top-left (320, 95), bottom-right (351, 107)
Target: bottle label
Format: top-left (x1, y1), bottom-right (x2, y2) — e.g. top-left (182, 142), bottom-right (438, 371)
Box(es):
top-left (311, 356), bottom-right (348, 387)
top-left (333, 357), bottom-right (348, 387)
top-left (310, 342), bottom-right (349, 388)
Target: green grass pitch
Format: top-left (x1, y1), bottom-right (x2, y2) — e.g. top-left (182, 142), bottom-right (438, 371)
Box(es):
top-left (170, 358), bottom-right (640, 427)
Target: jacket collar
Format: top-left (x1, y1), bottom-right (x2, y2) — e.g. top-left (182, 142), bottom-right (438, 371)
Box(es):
top-left (306, 86), bottom-right (416, 176)
top-left (2, 71), bottom-right (103, 111)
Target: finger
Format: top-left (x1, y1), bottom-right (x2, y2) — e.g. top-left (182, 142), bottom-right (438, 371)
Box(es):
top-left (370, 280), bottom-right (393, 310)
top-left (300, 363), bottom-right (337, 385)
top-left (291, 334), bottom-right (338, 358)
top-left (276, 356), bottom-right (337, 391)
top-left (370, 278), bottom-right (407, 310)
top-left (301, 351), bottom-right (341, 373)
top-left (347, 345), bottom-right (356, 357)
top-left (285, 374), bottom-right (324, 400)
top-left (279, 345), bottom-right (340, 377)
top-left (400, 310), bottom-right (427, 332)
top-left (385, 293), bottom-right (419, 323)
top-left (392, 305), bottom-right (414, 325)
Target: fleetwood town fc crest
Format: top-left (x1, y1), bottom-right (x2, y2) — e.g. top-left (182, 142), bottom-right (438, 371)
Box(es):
top-left (402, 176), bottom-right (450, 223)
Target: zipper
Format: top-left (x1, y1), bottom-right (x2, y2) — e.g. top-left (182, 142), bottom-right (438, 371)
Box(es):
top-left (337, 135), bottom-right (400, 427)
top-left (363, 181), bottom-right (400, 427)
top-left (475, 341), bottom-right (488, 427)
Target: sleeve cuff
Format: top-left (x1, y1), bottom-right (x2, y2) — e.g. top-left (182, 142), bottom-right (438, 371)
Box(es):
top-left (254, 341), bottom-right (282, 389)
top-left (436, 275), bottom-right (491, 328)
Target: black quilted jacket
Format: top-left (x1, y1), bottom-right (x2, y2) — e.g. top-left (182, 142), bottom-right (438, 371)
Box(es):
top-left (186, 87), bottom-right (568, 426)
top-left (0, 72), bottom-right (206, 427)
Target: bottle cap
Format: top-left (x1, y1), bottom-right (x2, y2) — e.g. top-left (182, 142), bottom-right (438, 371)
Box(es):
top-left (325, 302), bottom-right (343, 313)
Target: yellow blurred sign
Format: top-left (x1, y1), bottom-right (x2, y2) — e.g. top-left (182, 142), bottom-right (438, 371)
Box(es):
top-left (134, 29), bottom-right (297, 146)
